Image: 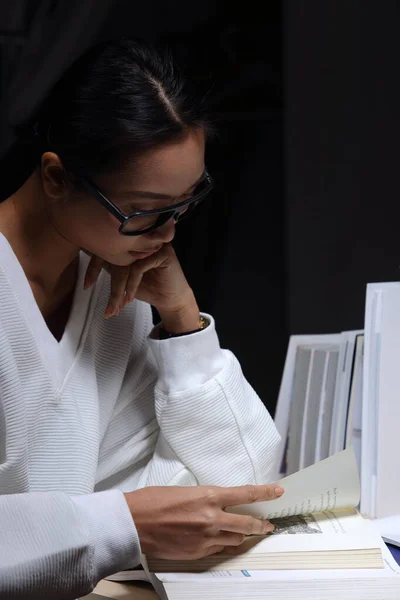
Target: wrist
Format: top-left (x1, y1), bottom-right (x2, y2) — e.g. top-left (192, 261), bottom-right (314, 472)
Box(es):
top-left (158, 293), bottom-right (200, 335)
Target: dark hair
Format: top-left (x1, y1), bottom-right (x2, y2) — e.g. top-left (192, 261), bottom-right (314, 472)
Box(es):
top-left (0, 38), bottom-right (212, 200)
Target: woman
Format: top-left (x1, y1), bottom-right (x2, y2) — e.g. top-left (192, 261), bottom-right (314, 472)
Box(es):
top-left (0, 39), bottom-right (281, 599)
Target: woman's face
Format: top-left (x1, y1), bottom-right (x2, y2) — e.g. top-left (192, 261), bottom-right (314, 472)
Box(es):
top-left (43, 127), bottom-right (206, 265)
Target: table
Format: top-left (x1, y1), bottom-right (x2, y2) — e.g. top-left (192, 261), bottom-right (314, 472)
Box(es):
top-left (85, 579), bottom-right (159, 599)
top-left (388, 544), bottom-right (400, 566)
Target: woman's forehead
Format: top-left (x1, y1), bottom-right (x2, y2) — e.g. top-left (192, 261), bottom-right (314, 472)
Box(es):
top-left (101, 128), bottom-right (205, 199)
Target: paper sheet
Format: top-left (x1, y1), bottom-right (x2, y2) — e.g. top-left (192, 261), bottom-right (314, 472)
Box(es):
top-left (217, 509), bottom-right (381, 556)
top-left (227, 447), bottom-right (360, 520)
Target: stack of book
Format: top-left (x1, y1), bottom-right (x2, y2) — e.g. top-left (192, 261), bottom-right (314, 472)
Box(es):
top-left (274, 332), bottom-right (364, 493)
top-left (274, 281), bottom-right (400, 519)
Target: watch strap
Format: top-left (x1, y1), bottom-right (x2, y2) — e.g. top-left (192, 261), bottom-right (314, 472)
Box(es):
top-left (159, 315), bottom-right (208, 340)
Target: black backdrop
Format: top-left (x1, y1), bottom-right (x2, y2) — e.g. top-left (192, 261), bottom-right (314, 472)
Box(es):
top-left (286, 1), bottom-right (400, 335)
top-left (0, 0), bottom-right (284, 414)
top-left (3, 2), bottom-right (399, 416)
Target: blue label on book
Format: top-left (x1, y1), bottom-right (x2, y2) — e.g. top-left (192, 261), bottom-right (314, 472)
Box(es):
top-left (241, 570), bottom-right (251, 577)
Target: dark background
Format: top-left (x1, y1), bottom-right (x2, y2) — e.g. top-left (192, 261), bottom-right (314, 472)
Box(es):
top-left (1, 1), bottom-right (399, 415)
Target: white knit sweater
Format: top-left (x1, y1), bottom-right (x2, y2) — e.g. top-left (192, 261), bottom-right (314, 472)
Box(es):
top-left (0, 233), bottom-right (280, 599)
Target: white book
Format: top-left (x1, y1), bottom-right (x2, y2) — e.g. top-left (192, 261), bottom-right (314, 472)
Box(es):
top-left (344, 335), bottom-right (364, 478)
top-left (328, 331), bottom-right (363, 456)
top-left (299, 346), bottom-right (338, 470)
top-left (159, 551), bottom-right (400, 600)
top-left (95, 545), bottom-right (400, 600)
top-left (363, 283), bottom-right (400, 518)
top-left (157, 545), bottom-right (400, 600)
top-left (90, 544), bottom-right (400, 600)
top-left (286, 346), bottom-right (313, 475)
top-left (274, 331), bottom-right (361, 479)
top-left (274, 334), bottom-right (342, 478)
top-left (361, 286), bottom-right (381, 517)
top-left (315, 349), bottom-right (339, 462)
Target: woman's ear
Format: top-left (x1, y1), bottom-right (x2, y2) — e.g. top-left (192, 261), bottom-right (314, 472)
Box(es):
top-left (40, 152), bottom-right (68, 201)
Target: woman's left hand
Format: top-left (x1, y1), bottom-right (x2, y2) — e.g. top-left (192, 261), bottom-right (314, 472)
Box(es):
top-left (84, 244), bottom-right (201, 334)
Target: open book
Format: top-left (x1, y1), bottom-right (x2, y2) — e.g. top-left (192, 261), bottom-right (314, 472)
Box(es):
top-left (154, 544), bottom-right (400, 600)
top-left (93, 543), bottom-right (400, 600)
top-left (102, 448), bottom-right (400, 599)
top-left (146, 448), bottom-right (383, 573)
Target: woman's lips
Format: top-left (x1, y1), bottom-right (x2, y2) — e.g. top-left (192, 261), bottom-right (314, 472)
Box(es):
top-left (129, 247), bottom-right (160, 259)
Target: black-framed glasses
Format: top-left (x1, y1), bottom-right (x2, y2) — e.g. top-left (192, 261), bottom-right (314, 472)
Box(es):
top-left (80, 171), bottom-right (214, 236)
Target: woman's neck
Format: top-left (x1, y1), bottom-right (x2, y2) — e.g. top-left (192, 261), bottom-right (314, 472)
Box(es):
top-left (0, 172), bottom-right (80, 311)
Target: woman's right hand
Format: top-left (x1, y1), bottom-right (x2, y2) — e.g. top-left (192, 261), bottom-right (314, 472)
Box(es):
top-left (124, 484), bottom-right (284, 560)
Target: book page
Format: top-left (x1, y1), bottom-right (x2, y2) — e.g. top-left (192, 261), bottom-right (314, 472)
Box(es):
top-left (286, 347), bottom-right (312, 475)
top-left (148, 509), bottom-right (383, 573)
top-left (221, 509), bottom-right (379, 555)
top-left (228, 447), bottom-right (359, 520)
top-left (315, 349), bottom-right (338, 462)
top-left (301, 348), bottom-right (328, 469)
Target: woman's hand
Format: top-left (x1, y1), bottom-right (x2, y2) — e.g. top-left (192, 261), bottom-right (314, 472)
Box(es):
top-left (84, 244), bottom-right (200, 333)
top-left (124, 484), bottom-right (284, 560)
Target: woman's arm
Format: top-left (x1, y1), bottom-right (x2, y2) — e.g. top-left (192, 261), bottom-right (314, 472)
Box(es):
top-left (88, 245), bottom-right (280, 490)
top-left (0, 490), bottom-right (139, 599)
top-left (140, 314), bottom-right (280, 489)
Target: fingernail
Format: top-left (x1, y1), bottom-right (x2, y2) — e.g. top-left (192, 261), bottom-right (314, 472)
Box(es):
top-left (264, 520), bottom-right (275, 532)
top-left (274, 486), bottom-right (284, 496)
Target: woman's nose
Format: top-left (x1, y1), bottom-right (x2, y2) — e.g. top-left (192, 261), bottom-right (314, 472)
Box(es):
top-left (149, 218), bottom-right (176, 244)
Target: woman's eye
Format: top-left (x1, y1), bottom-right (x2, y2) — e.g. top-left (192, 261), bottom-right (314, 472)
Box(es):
top-left (126, 193), bottom-right (193, 214)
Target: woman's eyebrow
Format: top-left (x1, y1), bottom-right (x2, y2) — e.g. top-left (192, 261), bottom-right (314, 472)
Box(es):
top-left (121, 171), bottom-right (206, 201)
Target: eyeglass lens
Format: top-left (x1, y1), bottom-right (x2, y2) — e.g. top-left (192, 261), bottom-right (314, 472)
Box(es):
top-left (120, 179), bottom-right (207, 235)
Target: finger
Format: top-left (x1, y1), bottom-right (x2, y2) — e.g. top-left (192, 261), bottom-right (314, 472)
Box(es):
top-left (207, 531), bottom-right (274, 548)
top-left (201, 545), bottom-right (226, 557)
top-left (219, 512), bottom-right (275, 536)
top-left (125, 268), bottom-right (145, 306)
top-left (124, 251), bottom-right (168, 306)
top-left (217, 484), bottom-right (284, 509)
top-left (106, 267), bottom-right (130, 318)
top-left (84, 256), bottom-right (104, 290)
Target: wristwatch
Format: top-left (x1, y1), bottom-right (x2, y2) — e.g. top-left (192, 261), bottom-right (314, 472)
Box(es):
top-left (159, 315), bottom-right (208, 339)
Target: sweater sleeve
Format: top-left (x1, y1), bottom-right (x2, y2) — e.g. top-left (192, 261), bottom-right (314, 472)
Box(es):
top-left (141, 314), bottom-right (280, 488)
top-left (0, 489), bottom-right (140, 600)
